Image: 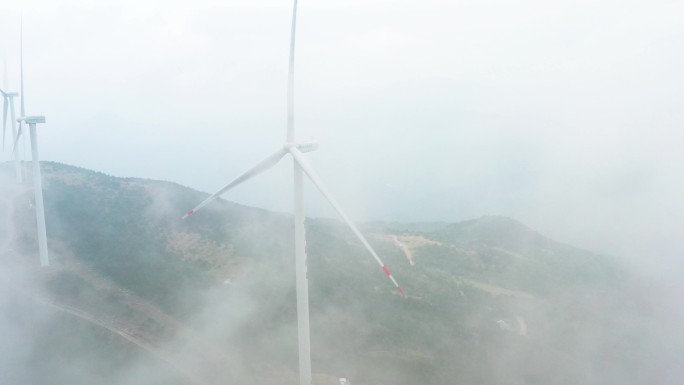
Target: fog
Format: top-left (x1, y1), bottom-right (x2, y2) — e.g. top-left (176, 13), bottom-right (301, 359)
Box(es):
top-left (1, 0), bottom-right (684, 384)
top-left (1, 0), bottom-right (682, 265)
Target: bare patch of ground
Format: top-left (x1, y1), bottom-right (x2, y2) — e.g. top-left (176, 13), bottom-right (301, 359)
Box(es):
top-left (382, 234), bottom-right (442, 266)
top-left (389, 235), bottom-right (415, 266)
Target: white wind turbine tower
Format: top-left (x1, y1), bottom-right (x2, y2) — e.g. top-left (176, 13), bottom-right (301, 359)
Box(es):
top-left (1, 58), bottom-right (23, 183)
top-left (14, 20), bottom-right (49, 267)
top-left (181, 1), bottom-right (405, 385)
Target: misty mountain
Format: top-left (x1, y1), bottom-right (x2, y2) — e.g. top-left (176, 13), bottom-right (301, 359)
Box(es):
top-left (0, 162), bottom-right (678, 385)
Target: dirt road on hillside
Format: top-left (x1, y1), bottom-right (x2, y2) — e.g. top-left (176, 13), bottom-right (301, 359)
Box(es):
top-left (389, 235), bottom-right (416, 266)
top-left (0, 183), bottom-right (234, 385)
top-left (38, 298), bottom-right (207, 385)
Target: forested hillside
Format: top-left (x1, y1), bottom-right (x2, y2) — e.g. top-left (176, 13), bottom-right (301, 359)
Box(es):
top-left (0, 162), bottom-right (676, 385)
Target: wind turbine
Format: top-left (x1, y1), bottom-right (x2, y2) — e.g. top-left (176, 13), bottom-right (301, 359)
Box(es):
top-left (181, 1), bottom-right (404, 385)
top-left (1, 58), bottom-right (23, 183)
top-left (14, 19), bottom-right (49, 267)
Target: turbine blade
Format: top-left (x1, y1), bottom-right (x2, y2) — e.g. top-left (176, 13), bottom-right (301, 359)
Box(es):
top-left (2, 56), bottom-right (8, 89)
top-left (20, 17), bottom-right (25, 118)
top-left (12, 122), bottom-right (22, 155)
top-left (286, 0), bottom-right (298, 142)
top-left (289, 147), bottom-right (406, 297)
top-left (2, 98), bottom-right (7, 150)
top-left (181, 148), bottom-right (288, 220)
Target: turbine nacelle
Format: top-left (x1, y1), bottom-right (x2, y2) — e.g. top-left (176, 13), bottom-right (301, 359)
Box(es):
top-left (19, 115), bottom-right (46, 124)
top-left (0, 90), bottom-right (19, 97)
top-left (286, 140), bottom-right (319, 153)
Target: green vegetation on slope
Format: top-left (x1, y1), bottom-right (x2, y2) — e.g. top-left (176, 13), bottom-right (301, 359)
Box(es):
top-left (2, 161), bottom-right (673, 385)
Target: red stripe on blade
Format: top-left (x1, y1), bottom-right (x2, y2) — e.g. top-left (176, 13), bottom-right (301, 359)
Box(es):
top-left (382, 265), bottom-right (391, 277)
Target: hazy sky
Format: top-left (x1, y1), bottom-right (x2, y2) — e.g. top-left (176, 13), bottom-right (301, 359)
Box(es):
top-left (1, 0), bottom-right (683, 270)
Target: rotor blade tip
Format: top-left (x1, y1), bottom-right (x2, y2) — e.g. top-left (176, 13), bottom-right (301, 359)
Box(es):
top-left (397, 286), bottom-right (406, 297)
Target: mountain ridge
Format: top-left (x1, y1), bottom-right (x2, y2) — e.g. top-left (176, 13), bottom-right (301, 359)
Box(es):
top-left (0, 161), bottom-right (665, 385)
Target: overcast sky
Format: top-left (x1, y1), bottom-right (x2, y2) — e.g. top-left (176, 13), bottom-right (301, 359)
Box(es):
top-left (1, 0), bottom-right (683, 272)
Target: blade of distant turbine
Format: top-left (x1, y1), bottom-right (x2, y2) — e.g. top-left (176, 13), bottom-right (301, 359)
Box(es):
top-left (286, 0), bottom-right (298, 142)
top-left (2, 98), bottom-right (7, 150)
top-left (289, 147), bottom-right (406, 297)
top-left (2, 56), bottom-right (7, 89)
top-left (181, 148), bottom-right (288, 220)
top-left (20, 17), bottom-right (25, 118)
top-left (8, 96), bottom-right (21, 183)
top-left (12, 122), bottom-right (22, 154)
top-left (1, 55), bottom-right (6, 150)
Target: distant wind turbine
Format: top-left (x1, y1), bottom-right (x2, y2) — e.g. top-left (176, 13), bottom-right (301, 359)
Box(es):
top-left (1, 58), bottom-right (23, 183)
top-left (181, 1), bottom-right (405, 385)
top-left (14, 18), bottom-right (49, 267)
